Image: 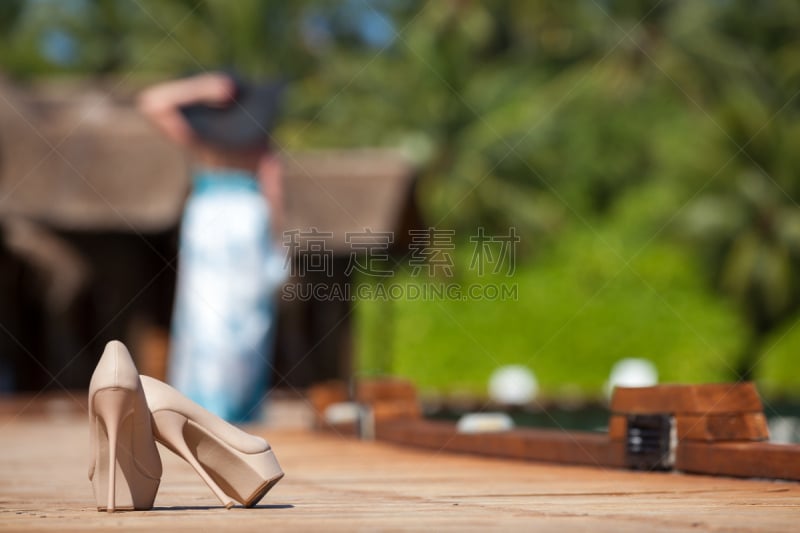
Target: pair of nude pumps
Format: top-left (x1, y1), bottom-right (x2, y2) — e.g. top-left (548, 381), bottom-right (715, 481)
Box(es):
top-left (88, 340), bottom-right (283, 512)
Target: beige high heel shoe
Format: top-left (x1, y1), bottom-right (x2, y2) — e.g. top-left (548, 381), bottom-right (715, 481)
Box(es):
top-left (140, 376), bottom-right (284, 508)
top-left (88, 341), bottom-right (162, 512)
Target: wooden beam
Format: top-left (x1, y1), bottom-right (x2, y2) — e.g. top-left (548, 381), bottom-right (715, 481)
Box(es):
top-left (356, 378), bottom-right (418, 403)
top-left (608, 415), bottom-right (627, 441)
top-left (371, 401), bottom-right (421, 421)
top-left (610, 383), bottom-right (762, 415)
top-left (675, 413), bottom-right (769, 442)
top-left (677, 441), bottom-right (800, 481)
top-left (608, 413), bottom-right (769, 442)
top-left (376, 419), bottom-right (626, 468)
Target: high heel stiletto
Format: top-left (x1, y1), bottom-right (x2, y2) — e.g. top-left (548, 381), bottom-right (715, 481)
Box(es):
top-left (88, 341), bottom-right (162, 512)
top-left (140, 376), bottom-right (283, 508)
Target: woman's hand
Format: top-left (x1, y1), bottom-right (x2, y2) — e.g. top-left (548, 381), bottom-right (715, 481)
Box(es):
top-left (137, 72), bottom-right (236, 146)
top-left (177, 72), bottom-right (236, 107)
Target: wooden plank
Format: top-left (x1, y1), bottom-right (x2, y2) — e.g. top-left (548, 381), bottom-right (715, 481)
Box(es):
top-left (356, 378), bottom-right (418, 403)
top-left (675, 413), bottom-right (769, 442)
top-left (608, 415), bottom-right (627, 441)
top-left (677, 441), bottom-right (800, 481)
top-left (307, 381), bottom-right (349, 405)
top-left (376, 419), bottom-right (626, 468)
top-left (371, 400), bottom-right (421, 421)
top-left (610, 383), bottom-right (763, 415)
top-left (307, 381), bottom-right (350, 428)
top-left (309, 379), bottom-right (421, 431)
top-left (608, 413), bottom-right (770, 442)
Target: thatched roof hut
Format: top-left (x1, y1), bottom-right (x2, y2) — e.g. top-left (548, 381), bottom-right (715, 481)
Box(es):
top-left (0, 77), bottom-right (186, 231)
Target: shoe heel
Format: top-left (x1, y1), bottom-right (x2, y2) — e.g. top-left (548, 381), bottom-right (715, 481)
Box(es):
top-left (152, 410), bottom-right (236, 508)
top-left (239, 448), bottom-right (284, 507)
top-left (93, 388), bottom-right (134, 513)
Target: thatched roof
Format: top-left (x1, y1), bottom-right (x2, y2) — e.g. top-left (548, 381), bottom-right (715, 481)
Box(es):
top-left (0, 78), bottom-right (417, 246)
top-left (283, 149), bottom-right (417, 250)
top-left (0, 77), bottom-right (187, 232)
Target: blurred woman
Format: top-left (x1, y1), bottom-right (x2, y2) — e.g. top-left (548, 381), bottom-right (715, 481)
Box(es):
top-left (138, 72), bottom-right (286, 422)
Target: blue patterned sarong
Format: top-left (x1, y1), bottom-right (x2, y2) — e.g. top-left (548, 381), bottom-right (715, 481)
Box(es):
top-left (168, 168), bottom-right (285, 422)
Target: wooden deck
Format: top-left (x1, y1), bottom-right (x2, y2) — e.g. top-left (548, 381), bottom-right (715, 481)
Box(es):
top-left (1, 398), bottom-right (799, 531)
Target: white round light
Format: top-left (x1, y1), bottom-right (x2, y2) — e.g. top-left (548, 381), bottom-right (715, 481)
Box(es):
top-left (457, 412), bottom-right (515, 434)
top-left (488, 365), bottom-right (538, 405)
top-left (605, 358), bottom-right (658, 397)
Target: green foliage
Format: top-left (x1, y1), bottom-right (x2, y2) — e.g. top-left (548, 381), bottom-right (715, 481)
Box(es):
top-left (356, 192), bottom-right (747, 398)
top-left (756, 315), bottom-right (800, 397)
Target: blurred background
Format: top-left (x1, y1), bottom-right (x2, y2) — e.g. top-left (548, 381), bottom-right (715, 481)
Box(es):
top-left (1, 0), bottom-right (799, 420)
